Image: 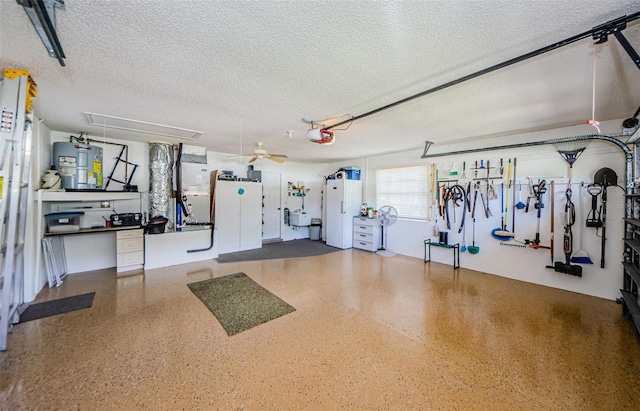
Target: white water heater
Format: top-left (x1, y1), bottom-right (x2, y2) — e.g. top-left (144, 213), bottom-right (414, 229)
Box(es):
top-left (52, 142), bottom-right (103, 190)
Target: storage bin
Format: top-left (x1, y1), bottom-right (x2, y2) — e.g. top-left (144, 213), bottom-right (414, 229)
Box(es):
top-left (342, 166), bottom-right (361, 180)
top-left (45, 212), bottom-right (84, 233)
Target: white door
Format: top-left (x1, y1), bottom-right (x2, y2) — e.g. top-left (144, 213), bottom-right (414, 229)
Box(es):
top-left (261, 172), bottom-right (281, 241)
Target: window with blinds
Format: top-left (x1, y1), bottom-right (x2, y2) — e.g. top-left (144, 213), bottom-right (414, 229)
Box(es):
top-left (375, 165), bottom-right (431, 220)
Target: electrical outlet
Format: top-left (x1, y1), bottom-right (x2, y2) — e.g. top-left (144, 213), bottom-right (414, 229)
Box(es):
top-left (196, 174), bottom-right (202, 184)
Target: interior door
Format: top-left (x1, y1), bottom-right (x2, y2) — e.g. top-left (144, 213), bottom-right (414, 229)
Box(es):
top-left (261, 172), bottom-right (281, 241)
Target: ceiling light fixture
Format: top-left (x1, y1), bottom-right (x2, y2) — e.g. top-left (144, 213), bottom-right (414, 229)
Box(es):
top-left (18, 0), bottom-right (66, 66)
top-left (84, 112), bottom-right (203, 140)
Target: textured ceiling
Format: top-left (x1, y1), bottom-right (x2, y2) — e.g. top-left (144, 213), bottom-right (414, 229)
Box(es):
top-left (1, 1), bottom-right (640, 163)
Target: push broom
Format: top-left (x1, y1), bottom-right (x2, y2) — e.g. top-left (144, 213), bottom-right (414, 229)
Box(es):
top-left (492, 158), bottom-right (515, 240)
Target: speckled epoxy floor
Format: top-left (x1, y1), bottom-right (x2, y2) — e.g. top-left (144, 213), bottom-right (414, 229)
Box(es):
top-left (2, 250), bottom-right (640, 409)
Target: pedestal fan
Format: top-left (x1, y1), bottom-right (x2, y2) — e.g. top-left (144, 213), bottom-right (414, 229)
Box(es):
top-left (376, 205), bottom-right (398, 257)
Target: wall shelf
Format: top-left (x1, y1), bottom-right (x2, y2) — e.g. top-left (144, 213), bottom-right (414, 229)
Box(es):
top-left (37, 190), bottom-right (141, 202)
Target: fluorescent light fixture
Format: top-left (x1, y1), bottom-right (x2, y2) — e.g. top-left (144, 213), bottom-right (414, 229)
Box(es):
top-left (84, 112), bottom-right (203, 140)
top-left (18, 0), bottom-right (66, 66)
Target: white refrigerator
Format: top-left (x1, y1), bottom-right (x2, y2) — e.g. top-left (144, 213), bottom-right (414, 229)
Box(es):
top-left (326, 179), bottom-right (362, 249)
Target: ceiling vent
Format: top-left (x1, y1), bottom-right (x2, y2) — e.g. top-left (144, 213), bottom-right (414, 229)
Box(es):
top-left (83, 112), bottom-right (203, 140)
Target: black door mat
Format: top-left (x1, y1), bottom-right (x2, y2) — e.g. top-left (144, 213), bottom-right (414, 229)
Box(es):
top-left (216, 239), bottom-right (341, 263)
top-left (188, 273), bottom-right (295, 336)
top-left (19, 292), bottom-right (96, 323)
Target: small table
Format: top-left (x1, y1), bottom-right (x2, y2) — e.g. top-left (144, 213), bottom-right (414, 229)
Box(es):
top-left (424, 239), bottom-right (460, 269)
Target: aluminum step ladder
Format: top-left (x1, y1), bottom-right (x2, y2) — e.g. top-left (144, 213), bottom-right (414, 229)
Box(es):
top-left (0, 70), bottom-right (36, 351)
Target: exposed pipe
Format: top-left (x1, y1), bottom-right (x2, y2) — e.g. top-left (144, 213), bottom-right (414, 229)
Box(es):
top-left (325, 13), bottom-right (640, 131)
top-left (421, 134), bottom-right (629, 159)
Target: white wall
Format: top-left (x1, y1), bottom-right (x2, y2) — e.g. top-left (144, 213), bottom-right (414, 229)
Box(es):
top-left (325, 119), bottom-right (630, 300)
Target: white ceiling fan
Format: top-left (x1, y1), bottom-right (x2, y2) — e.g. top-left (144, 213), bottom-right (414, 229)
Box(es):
top-left (228, 142), bottom-right (288, 163)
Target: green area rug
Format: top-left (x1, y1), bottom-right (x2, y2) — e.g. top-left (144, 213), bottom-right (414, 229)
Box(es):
top-left (188, 273), bottom-right (295, 336)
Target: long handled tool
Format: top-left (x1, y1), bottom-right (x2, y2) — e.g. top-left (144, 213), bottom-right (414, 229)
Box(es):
top-left (594, 167), bottom-right (617, 268)
top-left (486, 160), bottom-right (492, 217)
top-left (553, 186), bottom-right (582, 276)
top-left (529, 180), bottom-right (547, 248)
top-left (511, 158), bottom-right (517, 231)
top-left (434, 169), bottom-right (440, 237)
top-left (460, 186), bottom-right (468, 252)
top-left (550, 180), bottom-right (554, 265)
top-left (492, 159), bottom-right (515, 240)
top-left (468, 186), bottom-right (480, 254)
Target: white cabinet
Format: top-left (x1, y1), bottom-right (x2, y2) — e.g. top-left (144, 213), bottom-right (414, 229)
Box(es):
top-left (116, 229), bottom-right (144, 273)
top-left (353, 216), bottom-right (381, 252)
top-left (215, 181), bottom-right (262, 254)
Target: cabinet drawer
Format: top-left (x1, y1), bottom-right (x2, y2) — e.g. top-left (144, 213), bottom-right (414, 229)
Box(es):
top-left (354, 232), bottom-right (375, 242)
top-left (354, 217), bottom-right (374, 225)
top-left (353, 223), bottom-right (375, 234)
top-left (117, 229), bottom-right (143, 240)
top-left (117, 237), bottom-right (144, 253)
top-left (353, 240), bottom-right (377, 252)
top-left (117, 251), bottom-right (144, 266)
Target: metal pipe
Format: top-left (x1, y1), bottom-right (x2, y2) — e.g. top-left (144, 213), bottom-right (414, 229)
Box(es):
top-left (421, 133), bottom-right (635, 241)
top-left (421, 134), bottom-right (630, 158)
top-left (325, 13), bottom-right (640, 131)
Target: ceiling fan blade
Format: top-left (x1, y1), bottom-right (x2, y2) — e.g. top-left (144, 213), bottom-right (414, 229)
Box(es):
top-left (269, 154), bottom-right (288, 158)
top-left (267, 155), bottom-right (284, 163)
top-left (248, 156), bottom-right (258, 163)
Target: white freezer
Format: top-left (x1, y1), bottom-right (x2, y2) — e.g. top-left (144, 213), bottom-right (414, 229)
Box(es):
top-left (325, 179), bottom-right (362, 249)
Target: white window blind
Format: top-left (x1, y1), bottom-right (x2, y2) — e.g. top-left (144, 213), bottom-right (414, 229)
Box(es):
top-left (375, 165), bottom-right (431, 220)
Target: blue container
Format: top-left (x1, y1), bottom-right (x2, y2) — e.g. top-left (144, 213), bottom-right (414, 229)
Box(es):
top-left (343, 166), bottom-right (361, 180)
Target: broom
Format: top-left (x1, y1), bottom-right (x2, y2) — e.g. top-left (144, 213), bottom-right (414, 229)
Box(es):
top-left (570, 183), bottom-right (593, 264)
